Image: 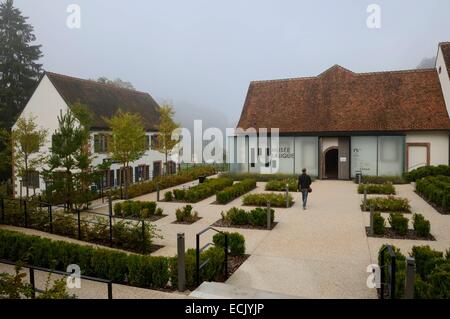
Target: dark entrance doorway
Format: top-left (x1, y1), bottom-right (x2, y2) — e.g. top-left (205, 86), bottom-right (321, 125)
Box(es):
top-left (325, 148), bottom-right (338, 179)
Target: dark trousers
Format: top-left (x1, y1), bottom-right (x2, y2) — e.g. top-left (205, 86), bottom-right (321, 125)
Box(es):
top-left (301, 189), bottom-right (308, 208)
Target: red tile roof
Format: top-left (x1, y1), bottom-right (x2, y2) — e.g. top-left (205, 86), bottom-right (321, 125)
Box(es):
top-left (237, 65), bottom-right (450, 133)
top-left (46, 72), bottom-right (160, 131)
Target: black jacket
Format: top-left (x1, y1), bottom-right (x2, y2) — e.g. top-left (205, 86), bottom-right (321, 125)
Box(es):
top-left (298, 174), bottom-right (312, 190)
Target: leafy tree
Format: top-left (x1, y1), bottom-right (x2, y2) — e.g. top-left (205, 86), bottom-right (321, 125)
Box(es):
top-left (44, 105), bottom-right (94, 208)
top-left (96, 77), bottom-right (135, 90)
top-left (106, 110), bottom-right (147, 199)
top-left (0, 0), bottom-right (43, 180)
top-left (12, 114), bottom-right (47, 198)
top-left (154, 103), bottom-right (181, 175)
top-left (0, 264), bottom-right (33, 299)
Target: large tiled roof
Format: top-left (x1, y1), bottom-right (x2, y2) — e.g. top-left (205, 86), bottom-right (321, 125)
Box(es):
top-left (237, 65), bottom-right (450, 133)
top-left (46, 72), bottom-right (160, 131)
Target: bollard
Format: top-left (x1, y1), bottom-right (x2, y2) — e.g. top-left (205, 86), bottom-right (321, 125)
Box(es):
top-left (285, 184), bottom-right (289, 208)
top-left (363, 188), bottom-right (367, 211)
top-left (369, 205), bottom-right (374, 236)
top-left (156, 183), bottom-right (160, 202)
top-left (267, 201), bottom-right (272, 230)
top-left (177, 233), bottom-right (186, 292)
top-left (404, 257), bottom-right (415, 299)
top-left (108, 195), bottom-right (113, 247)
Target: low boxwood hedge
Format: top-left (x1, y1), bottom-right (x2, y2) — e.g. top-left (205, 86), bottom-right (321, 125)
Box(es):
top-left (221, 207), bottom-right (275, 227)
top-left (243, 193), bottom-right (293, 207)
top-left (216, 179), bottom-right (256, 204)
top-left (356, 175), bottom-right (407, 185)
top-left (404, 165), bottom-right (450, 182)
top-left (265, 179), bottom-right (297, 192)
top-left (373, 212), bottom-right (386, 235)
top-left (413, 213), bottom-right (431, 237)
top-left (183, 178), bottom-right (233, 203)
top-left (361, 196), bottom-right (411, 213)
top-left (114, 200), bottom-right (163, 219)
top-left (219, 172), bottom-right (302, 182)
top-left (415, 175), bottom-right (450, 213)
top-left (358, 183), bottom-right (396, 195)
top-left (388, 213), bottom-right (409, 236)
top-left (213, 232), bottom-right (245, 256)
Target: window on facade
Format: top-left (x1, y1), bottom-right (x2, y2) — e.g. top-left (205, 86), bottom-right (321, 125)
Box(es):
top-left (145, 135), bottom-right (150, 149)
top-left (94, 134), bottom-right (111, 153)
top-left (150, 134), bottom-right (159, 149)
top-left (135, 165), bottom-right (150, 182)
top-left (23, 170), bottom-right (40, 189)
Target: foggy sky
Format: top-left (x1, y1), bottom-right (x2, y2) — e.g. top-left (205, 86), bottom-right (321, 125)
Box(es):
top-left (13, 0), bottom-right (450, 131)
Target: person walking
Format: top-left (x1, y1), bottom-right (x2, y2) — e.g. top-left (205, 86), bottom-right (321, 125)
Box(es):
top-left (298, 168), bottom-right (312, 210)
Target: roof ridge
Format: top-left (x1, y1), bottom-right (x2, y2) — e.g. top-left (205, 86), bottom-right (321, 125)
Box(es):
top-left (45, 71), bottom-right (150, 96)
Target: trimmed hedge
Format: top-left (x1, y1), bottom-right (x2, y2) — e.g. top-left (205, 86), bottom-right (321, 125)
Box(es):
top-left (413, 214), bottom-right (431, 237)
top-left (358, 183), bottom-right (395, 195)
top-left (388, 213), bottom-right (409, 236)
top-left (356, 175), bottom-right (407, 185)
top-left (114, 200), bottom-right (162, 219)
top-left (373, 212), bottom-right (386, 235)
top-left (242, 193), bottom-right (293, 207)
top-left (0, 229), bottom-right (169, 289)
top-left (213, 232), bottom-right (246, 256)
top-left (405, 165), bottom-right (450, 182)
top-left (265, 179), bottom-right (297, 192)
top-left (361, 196), bottom-right (410, 213)
top-left (175, 205), bottom-right (199, 223)
top-left (183, 178), bottom-right (233, 203)
top-left (221, 207), bottom-right (275, 227)
top-left (415, 175), bottom-right (450, 213)
top-left (216, 179), bottom-right (256, 204)
top-left (378, 245), bottom-right (450, 299)
top-left (219, 172), bottom-right (302, 182)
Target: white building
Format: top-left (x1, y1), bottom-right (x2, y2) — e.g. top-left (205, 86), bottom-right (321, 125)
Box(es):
top-left (229, 42), bottom-right (450, 179)
top-left (12, 72), bottom-right (180, 197)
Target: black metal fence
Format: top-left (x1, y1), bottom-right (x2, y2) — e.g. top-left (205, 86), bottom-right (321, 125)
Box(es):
top-left (195, 226), bottom-right (228, 287)
top-left (379, 245), bottom-right (397, 299)
top-left (0, 258), bottom-right (113, 299)
top-left (0, 196), bottom-right (152, 254)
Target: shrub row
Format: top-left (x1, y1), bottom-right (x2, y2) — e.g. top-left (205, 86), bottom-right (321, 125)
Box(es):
top-left (219, 172), bottom-right (301, 182)
top-left (0, 229), bottom-right (240, 291)
top-left (372, 213), bottom-right (431, 237)
top-left (265, 179), bottom-right (297, 192)
top-left (415, 175), bottom-right (450, 213)
top-left (361, 196), bottom-right (410, 212)
top-left (221, 207), bottom-right (275, 227)
top-left (216, 179), bottom-right (257, 204)
top-left (175, 205), bottom-right (199, 223)
top-left (356, 175), bottom-right (407, 185)
top-left (378, 244), bottom-right (450, 298)
top-left (182, 178), bottom-right (233, 203)
top-left (113, 201), bottom-right (163, 219)
top-left (242, 193), bottom-right (293, 207)
top-left (213, 232), bottom-right (246, 256)
top-left (358, 183), bottom-right (395, 195)
top-left (110, 166), bottom-right (217, 199)
top-left (404, 165), bottom-right (450, 182)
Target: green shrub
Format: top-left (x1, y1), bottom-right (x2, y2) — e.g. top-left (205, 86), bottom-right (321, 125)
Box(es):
top-left (372, 212), bottom-right (386, 235)
top-left (357, 175), bottom-right (407, 184)
top-left (378, 244), bottom-right (406, 299)
top-left (0, 229), bottom-right (170, 289)
top-left (358, 183), bottom-right (396, 195)
top-left (388, 213), bottom-right (409, 236)
top-left (411, 246), bottom-right (444, 279)
top-left (113, 200), bottom-right (158, 219)
top-left (248, 207), bottom-right (274, 226)
top-left (175, 205), bottom-right (199, 223)
top-left (362, 196), bottom-right (410, 212)
top-left (265, 179), bottom-right (297, 192)
top-left (216, 179), bottom-right (256, 204)
top-left (155, 207), bottom-right (163, 216)
top-left (183, 178), bottom-right (233, 203)
top-left (213, 232), bottom-right (246, 256)
top-left (164, 191), bottom-right (173, 202)
top-left (415, 175), bottom-right (450, 214)
top-left (173, 189), bottom-right (186, 201)
top-left (405, 165), bottom-right (450, 182)
top-left (243, 193), bottom-right (293, 207)
top-left (219, 172), bottom-right (302, 182)
top-left (412, 214), bottom-right (431, 238)
top-left (221, 207), bottom-right (275, 227)
top-left (221, 207), bottom-right (248, 225)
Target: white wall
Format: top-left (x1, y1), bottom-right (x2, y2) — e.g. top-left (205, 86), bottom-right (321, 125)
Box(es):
top-left (436, 45), bottom-right (450, 116)
top-left (406, 131), bottom-right (449, 171)
top-left (321, 137), bottom-right (338, 152)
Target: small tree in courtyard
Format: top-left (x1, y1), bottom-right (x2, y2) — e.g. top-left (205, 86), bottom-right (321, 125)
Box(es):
top-left (154, 103), bottom-right (181, 175)
top-left (106, 110), bottom-right (147, 199)
top-left (12, 115), bottom-right (47, 198)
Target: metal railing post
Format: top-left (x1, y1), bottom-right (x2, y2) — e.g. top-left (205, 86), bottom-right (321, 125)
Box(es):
top-left (1, 198), bottom-right (4, 223)
top-left (108, 195), bottom-right (113, 247)
top-left (369, 205), bottom-right (374, 236)
top-left (177, 233), bottom-right (186, 292)
top-left (285, 184), bottom-right (289, 208)
top-left (195, 233), bottom-right (200, 287)
top-left (404, 257), bottom-right (415, 299)
top-left (390, 253), bottom-right (396, 299)
top-left (29, 267), bottom-right (36, 299)
top-left (363, 188), bottom-right (367, 211)
top-left (141, 220), bottom-right (146, 254)
top-left (107, 281), bottom-right (113, 300)
top-left (224, 233), bottom-right (228, 279)
top-left (156, 182), bottom-right (160, 202)
top-left (48, 205), bottom-right (53, 234)
top-left (77, 209), bottom-right (81, 240)
top-left (266, 201), bottom-right (271, 230)
top-left (380, 247), bottom-right (385, 299)
top-left (23, 200), bottom-right (28, 227)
